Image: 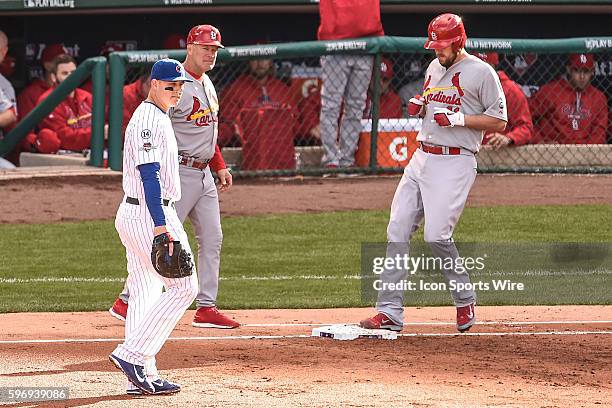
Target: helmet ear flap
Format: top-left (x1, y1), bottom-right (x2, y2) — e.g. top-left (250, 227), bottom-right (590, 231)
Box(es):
top-left (452, 34), bottom-right (467, 52)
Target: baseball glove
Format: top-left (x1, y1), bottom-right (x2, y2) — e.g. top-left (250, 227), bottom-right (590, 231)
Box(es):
top-left (151, 233), bottom-right (194, 279)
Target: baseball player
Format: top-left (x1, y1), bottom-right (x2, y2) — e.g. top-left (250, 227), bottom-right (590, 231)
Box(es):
top-left (360, 13), bottom-right (507, 333)
top-left (110, 24), bottom-right (240, 329)
top-left (109, 58), bottom-right (197, 396)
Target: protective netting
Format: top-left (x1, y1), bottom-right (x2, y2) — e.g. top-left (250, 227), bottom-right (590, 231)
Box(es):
top-left (118, 46), bottom-right (612, 174)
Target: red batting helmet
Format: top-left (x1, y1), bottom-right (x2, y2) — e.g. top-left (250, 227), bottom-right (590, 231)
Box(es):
top-left (187, 25), bottom-right (224, 49)
top-left (424, 13), bottom-right (467, 52)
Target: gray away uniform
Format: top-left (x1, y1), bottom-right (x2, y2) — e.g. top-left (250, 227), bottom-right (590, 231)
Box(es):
top-left (375, 55), bottom-right (507, 326)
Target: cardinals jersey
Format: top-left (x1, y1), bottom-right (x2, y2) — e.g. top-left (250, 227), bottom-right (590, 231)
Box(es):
top-left (169, 70), bottom-right (219, 160)
top-left (419, 55), bottom-right (507, 153)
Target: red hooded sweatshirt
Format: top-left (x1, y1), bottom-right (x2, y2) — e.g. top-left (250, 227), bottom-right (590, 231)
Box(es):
top-left (17, 78), bottom-right (51, 120)
top-left (484, 71), bottom-right (534, 146)
top-left (37, 87), bottom-right (93, 151)
top-left (529, 77), bottom-right (607, 144)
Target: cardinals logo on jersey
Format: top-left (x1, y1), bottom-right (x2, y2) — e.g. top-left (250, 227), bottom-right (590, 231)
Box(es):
top-left (186, 96), bottom-right (216, 127)
top-left (451, 72), bottom-right (464, 97)
top-left (423, 72), bottom-right (463, 107)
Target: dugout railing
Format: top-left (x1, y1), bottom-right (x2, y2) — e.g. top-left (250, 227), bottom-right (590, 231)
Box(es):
top-left (0, 57), bottom-right (107, 167)
top-left (108, 36), bottom-right (612, 175)
top-left (3, 37), bottom-right (611, 175)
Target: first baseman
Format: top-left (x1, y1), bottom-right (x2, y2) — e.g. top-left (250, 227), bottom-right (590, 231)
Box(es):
top-left (109, 59), bottom-right (198, 395)
top-left (360, 13), bottom-right (507, 332)
top-left (110, 24), bottom-right (240, 329)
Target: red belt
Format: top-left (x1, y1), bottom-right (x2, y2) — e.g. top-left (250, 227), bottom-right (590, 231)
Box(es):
top-left (179, 156), bottom-right (210, 170)
top-left (419, 142), bottom-right (461, 155)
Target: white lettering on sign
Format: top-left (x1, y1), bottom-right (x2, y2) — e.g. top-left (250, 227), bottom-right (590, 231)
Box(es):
top-left (227, 47), bottom-right (278, 58)
top-left (389, 137), bottom-right (408, 162)
top-left (23, 0), bottom-right (75, 8)
top-left (325, 41), bottom-right (368, 52)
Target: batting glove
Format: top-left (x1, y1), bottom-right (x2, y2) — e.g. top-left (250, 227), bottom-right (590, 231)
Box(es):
top-left (407, 95), bottom-right (426, 116)
top-left (432, 108), bottom-right (465, 128)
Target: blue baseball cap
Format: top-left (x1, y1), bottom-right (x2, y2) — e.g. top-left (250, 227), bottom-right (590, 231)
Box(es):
top-left (150, 58), bottom-right (192, 82)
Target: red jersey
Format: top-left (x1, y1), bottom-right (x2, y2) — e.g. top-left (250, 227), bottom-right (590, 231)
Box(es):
top-left (81, 79), bottom-right (110, 120)
top-left (364, 90), bottom-right (404, 119)
top-left (122, 79), bottom-right (147, 131)
top-left (484, 71), bottom-right (533, 146)
top-left (529, 77), bottom-right (608, 144)
top-left (17, 78), bottom-right (51, 120)
top-left (219, 73), bottom-right (297, 146)
top-left (37, 87), bottom-right (93, 151)
top-left (317, 0), bottom-right (384, 40)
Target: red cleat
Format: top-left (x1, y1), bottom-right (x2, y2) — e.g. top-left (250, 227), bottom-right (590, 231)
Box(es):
top-left (109, 298), bottom-right (127, 322)
top-left (359, 312), bottom-right (403, 332)
top-left (456, 303), bottom-right (476, 332)
top-left (192, 307), bottom-right (240, 329)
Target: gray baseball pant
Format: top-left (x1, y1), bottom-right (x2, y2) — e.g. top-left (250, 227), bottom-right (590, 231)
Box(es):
top-left (319, 54), bottom-right (373, 167)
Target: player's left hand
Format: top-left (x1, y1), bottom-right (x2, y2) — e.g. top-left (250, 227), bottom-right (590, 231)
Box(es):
top-left (217, 168), bottom-right (232, 192)
top-left (432, 108), bottom-right (465, 128)
top-left (487, 133), bottom-right (513, 150)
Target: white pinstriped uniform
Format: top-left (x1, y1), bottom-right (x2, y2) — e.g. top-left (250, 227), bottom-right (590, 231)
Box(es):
top-left (119, 71), bottom-right (224, 309)
top-left (112, 101), bottom-right (198, 382)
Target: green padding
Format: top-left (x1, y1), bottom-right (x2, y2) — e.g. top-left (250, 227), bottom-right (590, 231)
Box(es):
top-left (116, 36), bottom-right (612, 67)
top-left (0, 57), bottom-right (106, 157)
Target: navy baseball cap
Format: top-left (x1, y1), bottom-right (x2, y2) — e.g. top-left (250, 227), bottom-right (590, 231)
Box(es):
top-left (150, 58), bottom-right (192, 82)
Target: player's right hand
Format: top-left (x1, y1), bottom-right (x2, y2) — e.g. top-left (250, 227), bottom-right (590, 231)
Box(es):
top-left (407, 95), bottom-right (425, 116)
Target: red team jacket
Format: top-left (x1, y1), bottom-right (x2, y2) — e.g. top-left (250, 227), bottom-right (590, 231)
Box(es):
top-left (122, 79), bottom-right (148, 133)
top-left (529, 77), bottom-right (608, 144)
top-left (317, 0), bottom-right (384, 40)
top-left (219, 73), bottom-right (297, 147)
top-left (17, 78), bottom-right (51, 120)
top-left (37, 87), bottom-right (93, 151)
top-left (484, 71), bottom-right (534, 146)
top-left (363, 91), bottom-right (404, 119)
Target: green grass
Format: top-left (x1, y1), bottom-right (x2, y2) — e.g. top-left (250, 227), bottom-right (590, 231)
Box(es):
top-left (0, 205), bottom-right (610, 312)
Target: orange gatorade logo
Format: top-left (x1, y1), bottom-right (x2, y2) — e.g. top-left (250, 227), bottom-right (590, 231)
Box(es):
top-left (186, 96), bottom-right (216, 127)
top-left (423, 72), bottom-right (463, 106)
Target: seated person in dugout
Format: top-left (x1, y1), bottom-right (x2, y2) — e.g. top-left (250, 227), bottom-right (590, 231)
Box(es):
top-left (17, 43), bottom-right (68, 120)
top-left (123, 71), bottom-right (151, 133)
top-left (529, 53), bottom-right (608, 144)
top-left (218, 57), bottom-right (298, 148)
top-left (475, 52), bottom-right (534, 149)
top-left (24, 54), bottom-right (94, 154)
top-left (298, 57), bottom-right (402, 146)
top-left (363, 57), bottom-right (403, 119)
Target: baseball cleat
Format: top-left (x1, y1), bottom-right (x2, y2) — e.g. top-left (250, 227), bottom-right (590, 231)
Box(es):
top-left (359, 312), bottom-right (403, 332)
top-left (456, 303), bottom-right (476, 332)
top-left (127, 379), bottom-right (181, 396)
top-left (109, 354), bottom-right (154, 394)
top-left (192, 306), bottom-right (240, 329)
top-left (109, 298), bottom-right (128, 322)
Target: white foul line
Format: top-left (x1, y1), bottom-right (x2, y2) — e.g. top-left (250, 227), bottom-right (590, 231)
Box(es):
top-left (243, 320), bottom-right (612, 327)
top-left (0, 330), bottom-right (610, 345)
